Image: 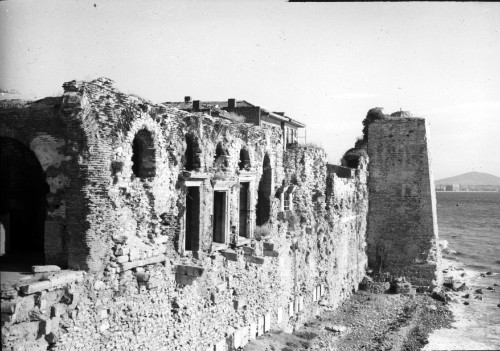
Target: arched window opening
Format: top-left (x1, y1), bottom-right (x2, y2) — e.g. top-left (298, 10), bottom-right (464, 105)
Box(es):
top-left (0, 137), bottom-right (48, 267)
top-left (256, 154), bottom-right (272, 226)
top-left (238, 148), bottom-right (251, 171)
top-left (214, 142), bottom-right (229, 170)
top-left (184, 133), bottom-right (202, 171)
top-left (132, 129), bottom-right (156, 178)
top-left (345, 157), bottom-right (359, 169)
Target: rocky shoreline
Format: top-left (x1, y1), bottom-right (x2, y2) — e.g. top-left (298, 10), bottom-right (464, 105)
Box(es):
top-left (244, 259), bottom-right (500, 350)
top-left (424, 258), bottom-right (500, 350)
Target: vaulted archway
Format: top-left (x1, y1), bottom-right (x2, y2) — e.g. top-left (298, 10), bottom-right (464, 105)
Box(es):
top-left (0, 137), bottom-right (49, 266)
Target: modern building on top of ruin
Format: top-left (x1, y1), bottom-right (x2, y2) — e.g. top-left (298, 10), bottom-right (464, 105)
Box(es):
top-left (164, 96), bottom-right (305, 148)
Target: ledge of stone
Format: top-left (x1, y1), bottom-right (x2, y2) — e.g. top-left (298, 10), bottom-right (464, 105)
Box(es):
top-left (220, 249), bottom-right (238, 262)
top-left (20, 271), bottom-right (85, 295)
top-left (244, 255), bottom-right (264, 265)
top-left (118, 255), bottom-right (167, 272)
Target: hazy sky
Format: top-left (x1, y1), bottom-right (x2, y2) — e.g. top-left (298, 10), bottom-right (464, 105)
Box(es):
top-left (1, 1), bottom-right (499, 179)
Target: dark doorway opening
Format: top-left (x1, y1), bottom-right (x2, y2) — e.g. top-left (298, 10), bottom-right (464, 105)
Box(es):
top-left (256, 154), bottom-right (272, 226)
top-left (213, 191), bottom-right (226, 244)
top-left (185, 187), bottom-right (200, 251)
top-left (239, 182), bottom-right (249, 237)
top-left (0, 137), bottom-right (48, 267)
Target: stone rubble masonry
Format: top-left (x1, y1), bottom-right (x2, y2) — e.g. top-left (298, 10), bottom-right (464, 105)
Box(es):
top-left (366, 117), bottom-right (442, 288)
top-left (0, 78), bottom-right (439, 351)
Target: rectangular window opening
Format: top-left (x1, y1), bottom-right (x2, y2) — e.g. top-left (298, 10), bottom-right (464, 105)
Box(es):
top-left (213, 191), bottom-right (227, 244)
top-left (239, 182), bottom-right (250, 237)
top-left (185, 187), bottom-right (200, 251)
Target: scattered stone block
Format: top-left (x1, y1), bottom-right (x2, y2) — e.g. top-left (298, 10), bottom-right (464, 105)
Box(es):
top-left (119, 255), bottom-right (166, 271)
top-left (20, 281), bottom-right (52, 295)
top-left (221, 249), bottom-right (238, 262)
top-left (325, 325), bottom-right (347, 333)
top-left (244, 255), bottom-right (264, 265)
top-left (39, 319), bottom-right (51, 335)
top-left (257, 316), bottom-right (264, 336)
top-left (214, 339), bottom-right (225, 351)
top-left (298, 296), bottom-right (304, 311)
top-left (233, 326), bottom-right (249, 349)
top-left (1, 314), bottom-right (13, 322)
top-left (136, 272), bottom-right (151, 282)
top-left (263, 243), bottom-right (275, 251)
top-left (175, 274), bottom-right (195, 286)
top-left (233, 297), bottom-right (247, 310)
top-left (249, 322), bottom-right (257, 339)
top-left (116, 255), bottom-right (129, 263)
top-left (264, 313), bottom-right (271, 332)
top-left (1, 302), bottom-right (17, 314)
top-left (396, 281), bottom-right (412, 294)
top-left (32, 265), bottom-right (61, 273)
top-left (45, 332), bottom-right (59, 344)
top-left (264, 250), bottom-right (279, 257)
top-left (242, 246), bottom-right (254, 255)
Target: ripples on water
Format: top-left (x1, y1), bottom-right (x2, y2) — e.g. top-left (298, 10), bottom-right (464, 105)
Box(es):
top-left (436, 191), bottom-right (500, 272)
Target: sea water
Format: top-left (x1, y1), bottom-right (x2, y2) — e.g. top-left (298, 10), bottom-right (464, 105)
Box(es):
top-left (437, 191), bottom-right (500, 274)
top-left (431, 191), bottom-right (500, 349)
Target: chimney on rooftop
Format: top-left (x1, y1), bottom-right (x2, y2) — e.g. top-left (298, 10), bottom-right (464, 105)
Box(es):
top-left (228, 98), bottom-right (236, 109)
top-left (193, 100), bottom-right (200, 111)
top-left (185, 96), bottom-right (191, 103)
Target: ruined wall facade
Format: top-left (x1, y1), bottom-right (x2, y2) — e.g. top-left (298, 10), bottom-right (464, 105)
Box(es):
top-left (366, 117), bottom-right (441, 288)
top-left (1, 79), bottom-right (369, 351)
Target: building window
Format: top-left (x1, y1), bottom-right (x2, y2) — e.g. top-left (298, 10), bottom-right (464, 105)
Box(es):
top-left (184, 187), bottom-right (200, 251)
top-left (239, 182), bottom-right (250, 237)
top-left (132, 129), bottom-right (155, 178)
top-left (213, 191), bottom-right (228, 244)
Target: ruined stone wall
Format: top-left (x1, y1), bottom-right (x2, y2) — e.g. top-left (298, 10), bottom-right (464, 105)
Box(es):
top-left (1, 79), bottom-right (369, 351)
top-left (366, 117), bottom-right (441, 288)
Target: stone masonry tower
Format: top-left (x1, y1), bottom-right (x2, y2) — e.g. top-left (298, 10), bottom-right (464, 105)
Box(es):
top-left (366, 113), bottom-right (441, 288)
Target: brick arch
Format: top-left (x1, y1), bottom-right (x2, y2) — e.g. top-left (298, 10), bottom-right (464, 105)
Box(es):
top-left (121, 119), bottom-right (165, 180)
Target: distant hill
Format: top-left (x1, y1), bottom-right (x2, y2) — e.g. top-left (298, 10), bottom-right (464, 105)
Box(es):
top-left (435, 172), bottom-right (500, 186)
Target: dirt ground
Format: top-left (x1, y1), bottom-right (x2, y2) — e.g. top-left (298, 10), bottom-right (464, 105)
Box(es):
top-left (244, 291), bottom-right (452, 351)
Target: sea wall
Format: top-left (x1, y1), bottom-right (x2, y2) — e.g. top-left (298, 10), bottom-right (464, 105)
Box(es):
top-left (365, 117), bottom-right (441, 288)
top-left (1, 79), bottom-right (369, 351)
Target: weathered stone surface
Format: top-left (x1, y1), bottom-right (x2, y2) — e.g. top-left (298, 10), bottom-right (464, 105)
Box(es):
top-left (366, 117), bottom-right (441, 287)
top-left (0, 79), bottom-right (435, 351)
